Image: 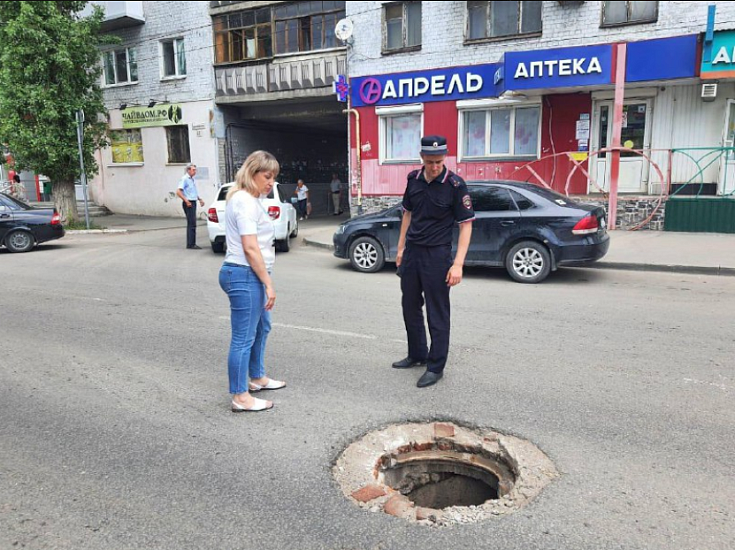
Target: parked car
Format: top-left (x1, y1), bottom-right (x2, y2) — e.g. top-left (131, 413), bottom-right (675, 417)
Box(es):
top-left (333, 181), bottom-right (610, 284)
top-left (0, 192), bottom-right (65, 253)
top-left (207, 182), bottom-right (298, 253)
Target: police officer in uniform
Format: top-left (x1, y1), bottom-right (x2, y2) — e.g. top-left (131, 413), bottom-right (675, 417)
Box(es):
top-left (393, 135), bottom-right (475, 388)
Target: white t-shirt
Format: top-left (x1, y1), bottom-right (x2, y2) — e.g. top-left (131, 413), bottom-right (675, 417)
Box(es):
top-left (296, 185), bottom-right (309, 201)
top-left (224, 190), bottom-right (275, 270)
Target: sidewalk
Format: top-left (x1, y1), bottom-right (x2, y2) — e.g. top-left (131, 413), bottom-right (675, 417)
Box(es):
top-left (299, 220), bottom-right (735, 277)
top-left (65, 213), bottom-right (201, 234)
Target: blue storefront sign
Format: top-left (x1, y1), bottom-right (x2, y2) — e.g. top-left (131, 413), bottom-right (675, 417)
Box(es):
top-left (350, 64), bottom-right (502, 108)
top-left (627, 35), bottom-right (698, 82)
top-left (504, 44), bottom-right (613, 91)
top-left (351, 36), bottom-right (697, 108)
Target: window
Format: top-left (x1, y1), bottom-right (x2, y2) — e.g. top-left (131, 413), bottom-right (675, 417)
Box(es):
top-left (162, 38), bottom-right (186, 78)
top-left (467, 1), bottom-right (542, 40)
top-left (379, 107), bottom-right (423, 163)
top-left (213, 7), bottom-right (273, 63)
top-left (110, 130), bottom-right (144, 164)
top-left (274, 2), bottom-right (346, 55)
top-left (166, 126), bottom-right (191, 164)
top-left (602, 1), bottom-right (657, 26)
top-left (509, 189), bottom-right (534, 210)
top-left (470, 187), bottom-right (515, 212)
top-left (102, 47), bottom-right (138, 85)
top-left (460, 105), bottom-right (541, 159)
top-left (383, 2), bottom-right (422, 52)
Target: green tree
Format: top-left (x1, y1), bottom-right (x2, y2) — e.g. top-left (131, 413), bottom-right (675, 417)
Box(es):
top-left (0, 1), bottom-right (110, 222)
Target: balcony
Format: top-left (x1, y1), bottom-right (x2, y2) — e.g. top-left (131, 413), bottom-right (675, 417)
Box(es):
top-left (85, 1), bottom-right (145, 31)
top-left (215, 52), bottom-right (346, 102)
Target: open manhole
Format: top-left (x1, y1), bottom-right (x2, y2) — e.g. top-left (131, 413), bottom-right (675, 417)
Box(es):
top-left (334, 422), bottom-right (558, 526)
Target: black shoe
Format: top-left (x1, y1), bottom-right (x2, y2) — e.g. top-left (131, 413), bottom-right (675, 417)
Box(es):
top-left (392, 356), bottom-right (427, 369)
top-left (417, 370), bottom-right (443, 388)
top-left (188, 245), bottom-right (202, 250)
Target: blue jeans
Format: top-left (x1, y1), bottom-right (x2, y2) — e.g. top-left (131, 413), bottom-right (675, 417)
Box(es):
top-left (219, 263), bottom-right (272, 395)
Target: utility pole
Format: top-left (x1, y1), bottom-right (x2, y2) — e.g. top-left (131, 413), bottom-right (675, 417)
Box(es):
top-left (75, 109), bottom-right (90, 230)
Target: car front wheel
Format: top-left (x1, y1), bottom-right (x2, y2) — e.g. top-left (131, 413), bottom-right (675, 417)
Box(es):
top-left (506, 241), bottom-right (551, 284)
top-left (349, 236), bottom-right (385, 273)
top-left (5, 230), bottom-right (34, 253)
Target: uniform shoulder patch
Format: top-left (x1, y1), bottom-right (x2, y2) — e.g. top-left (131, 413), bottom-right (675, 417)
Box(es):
top-left (462, 194), bottom-right (473, 210)
top-left (447, 173), bottom-right (465, 188)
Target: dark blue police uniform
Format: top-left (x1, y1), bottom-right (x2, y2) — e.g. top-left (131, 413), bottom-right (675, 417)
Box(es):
top-left (400, 151), bottom-right (475, 377)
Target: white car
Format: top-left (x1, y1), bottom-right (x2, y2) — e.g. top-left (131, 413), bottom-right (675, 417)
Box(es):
top-left (206, 182), bottom-right (298, 253)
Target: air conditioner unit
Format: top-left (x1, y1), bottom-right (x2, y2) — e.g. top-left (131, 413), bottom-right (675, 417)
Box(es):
top-left (702, 83), bottom-right (718, 102)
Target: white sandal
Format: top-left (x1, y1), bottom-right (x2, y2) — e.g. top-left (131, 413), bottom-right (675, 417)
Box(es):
top-left (249, 379), bottom-right (286, 392)
top-left (231, 397), bottom-right (273, 413)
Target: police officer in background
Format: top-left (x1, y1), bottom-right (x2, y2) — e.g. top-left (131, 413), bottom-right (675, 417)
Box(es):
top-left (393, 135), bottom-right (475, 388)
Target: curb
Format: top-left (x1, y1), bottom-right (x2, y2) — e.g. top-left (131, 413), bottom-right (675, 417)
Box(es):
top-left (585, 262), bottom-right (735, 277)
top-left (303, 238), bottom-right (334, 251)
top-left (303, 238), bottom-right (735, 277)
top-left (66, 229), bottom-right (128, 235)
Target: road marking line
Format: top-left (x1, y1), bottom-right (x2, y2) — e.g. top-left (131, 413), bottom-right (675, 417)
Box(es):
top-left (272, 322), bottom-right (377, 340)
top-left (219, 317), bottom-right (404, 342)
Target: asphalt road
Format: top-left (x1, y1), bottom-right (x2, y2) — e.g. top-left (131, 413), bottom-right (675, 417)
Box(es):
top-left (1, 227), bottom-right (734, 550)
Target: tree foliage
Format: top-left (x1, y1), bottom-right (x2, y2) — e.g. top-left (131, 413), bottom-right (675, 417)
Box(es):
top-left (0, 1), bottom-right (112, 220)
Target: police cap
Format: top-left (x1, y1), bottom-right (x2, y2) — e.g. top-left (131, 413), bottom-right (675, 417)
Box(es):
top-left (420, 135), bottom-right (448, 156)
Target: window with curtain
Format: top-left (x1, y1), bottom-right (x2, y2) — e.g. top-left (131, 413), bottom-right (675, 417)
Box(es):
top-left (102, 47), bottom-right (138, 86)
top-left (383, 2), bottom-right (422, 52)
top-left (602, 1), bottom-right (658, 26)
top-left (381, 113), bottom-right (422, 162)
top-left (461, 106), bottom-right (541, 159)
top-left (162, 38), bottom-right (186, 78)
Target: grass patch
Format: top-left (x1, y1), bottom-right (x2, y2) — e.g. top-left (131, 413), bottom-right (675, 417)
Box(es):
top-left (65, 220), bottom-right (106, 230)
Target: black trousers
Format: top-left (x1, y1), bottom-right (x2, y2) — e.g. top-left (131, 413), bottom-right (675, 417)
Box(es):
top-left (400, 243), bottom-right (453, 373)
top-left (182, 201), bottom-right (197, 247)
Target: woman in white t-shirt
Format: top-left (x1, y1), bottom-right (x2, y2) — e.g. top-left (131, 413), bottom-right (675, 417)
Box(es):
top-left (219, 151), bottom-right (286, 413)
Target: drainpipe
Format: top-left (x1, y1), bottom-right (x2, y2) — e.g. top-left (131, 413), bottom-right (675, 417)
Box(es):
top-left (343, 104), bottom-right (363, 215)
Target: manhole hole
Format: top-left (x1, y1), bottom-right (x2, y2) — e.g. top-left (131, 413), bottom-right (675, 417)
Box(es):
top-left (334, 422), bottom-right (558, 526)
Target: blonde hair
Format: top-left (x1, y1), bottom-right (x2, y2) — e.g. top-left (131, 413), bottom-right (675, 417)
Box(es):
top-left (226, 150), bottom-right (280, 201)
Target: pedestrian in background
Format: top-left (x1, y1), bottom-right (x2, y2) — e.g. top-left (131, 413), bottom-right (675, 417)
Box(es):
top-left (220, 150), bottom-right (286, 413)
top-left (294, 179), bottom-right (309, 220)
top-left (393, 135), bottom-right (475, 388)
top-left (175, 164), bottom-right (204, 249)
top-left (330, 173), bottom-right (343, 215)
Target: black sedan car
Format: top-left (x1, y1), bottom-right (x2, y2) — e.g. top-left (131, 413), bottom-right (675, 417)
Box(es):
top-left (333, 181), bottom-right (609, 283)
top-left (0, 192), bottom-right (65, 253)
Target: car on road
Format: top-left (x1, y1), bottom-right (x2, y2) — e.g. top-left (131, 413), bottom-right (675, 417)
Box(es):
top-left (207, 181), bottom-right (298, 253)
top-left (333, 181), bottom-right (610, 283)
top-left (0, 192), bottom-right (65, 253)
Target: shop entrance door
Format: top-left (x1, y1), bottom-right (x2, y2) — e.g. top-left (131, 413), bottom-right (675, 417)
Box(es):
top-left (719, 100), bottom-right (735, 195)
top-left (591, 101), bottom-right (652, 193)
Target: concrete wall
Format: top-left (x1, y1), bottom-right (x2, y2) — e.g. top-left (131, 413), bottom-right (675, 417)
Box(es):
top-left (347, 1), bottom-right (735, 77)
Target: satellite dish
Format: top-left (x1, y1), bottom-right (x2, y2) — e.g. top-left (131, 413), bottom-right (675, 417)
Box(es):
top-left (334, 18), bottom-right (354, 42)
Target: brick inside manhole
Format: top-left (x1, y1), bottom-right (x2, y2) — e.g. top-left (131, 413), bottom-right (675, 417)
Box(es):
top-left (334, 422), bottom-right (559, 526)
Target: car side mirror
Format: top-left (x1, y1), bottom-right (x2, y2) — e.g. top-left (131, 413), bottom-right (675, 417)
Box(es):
top-left (0, 205), bottom-right (6, 213)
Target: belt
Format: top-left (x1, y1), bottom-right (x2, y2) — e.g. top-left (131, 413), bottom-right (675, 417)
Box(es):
top-left (223, 262), bottom-right (249, 268)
